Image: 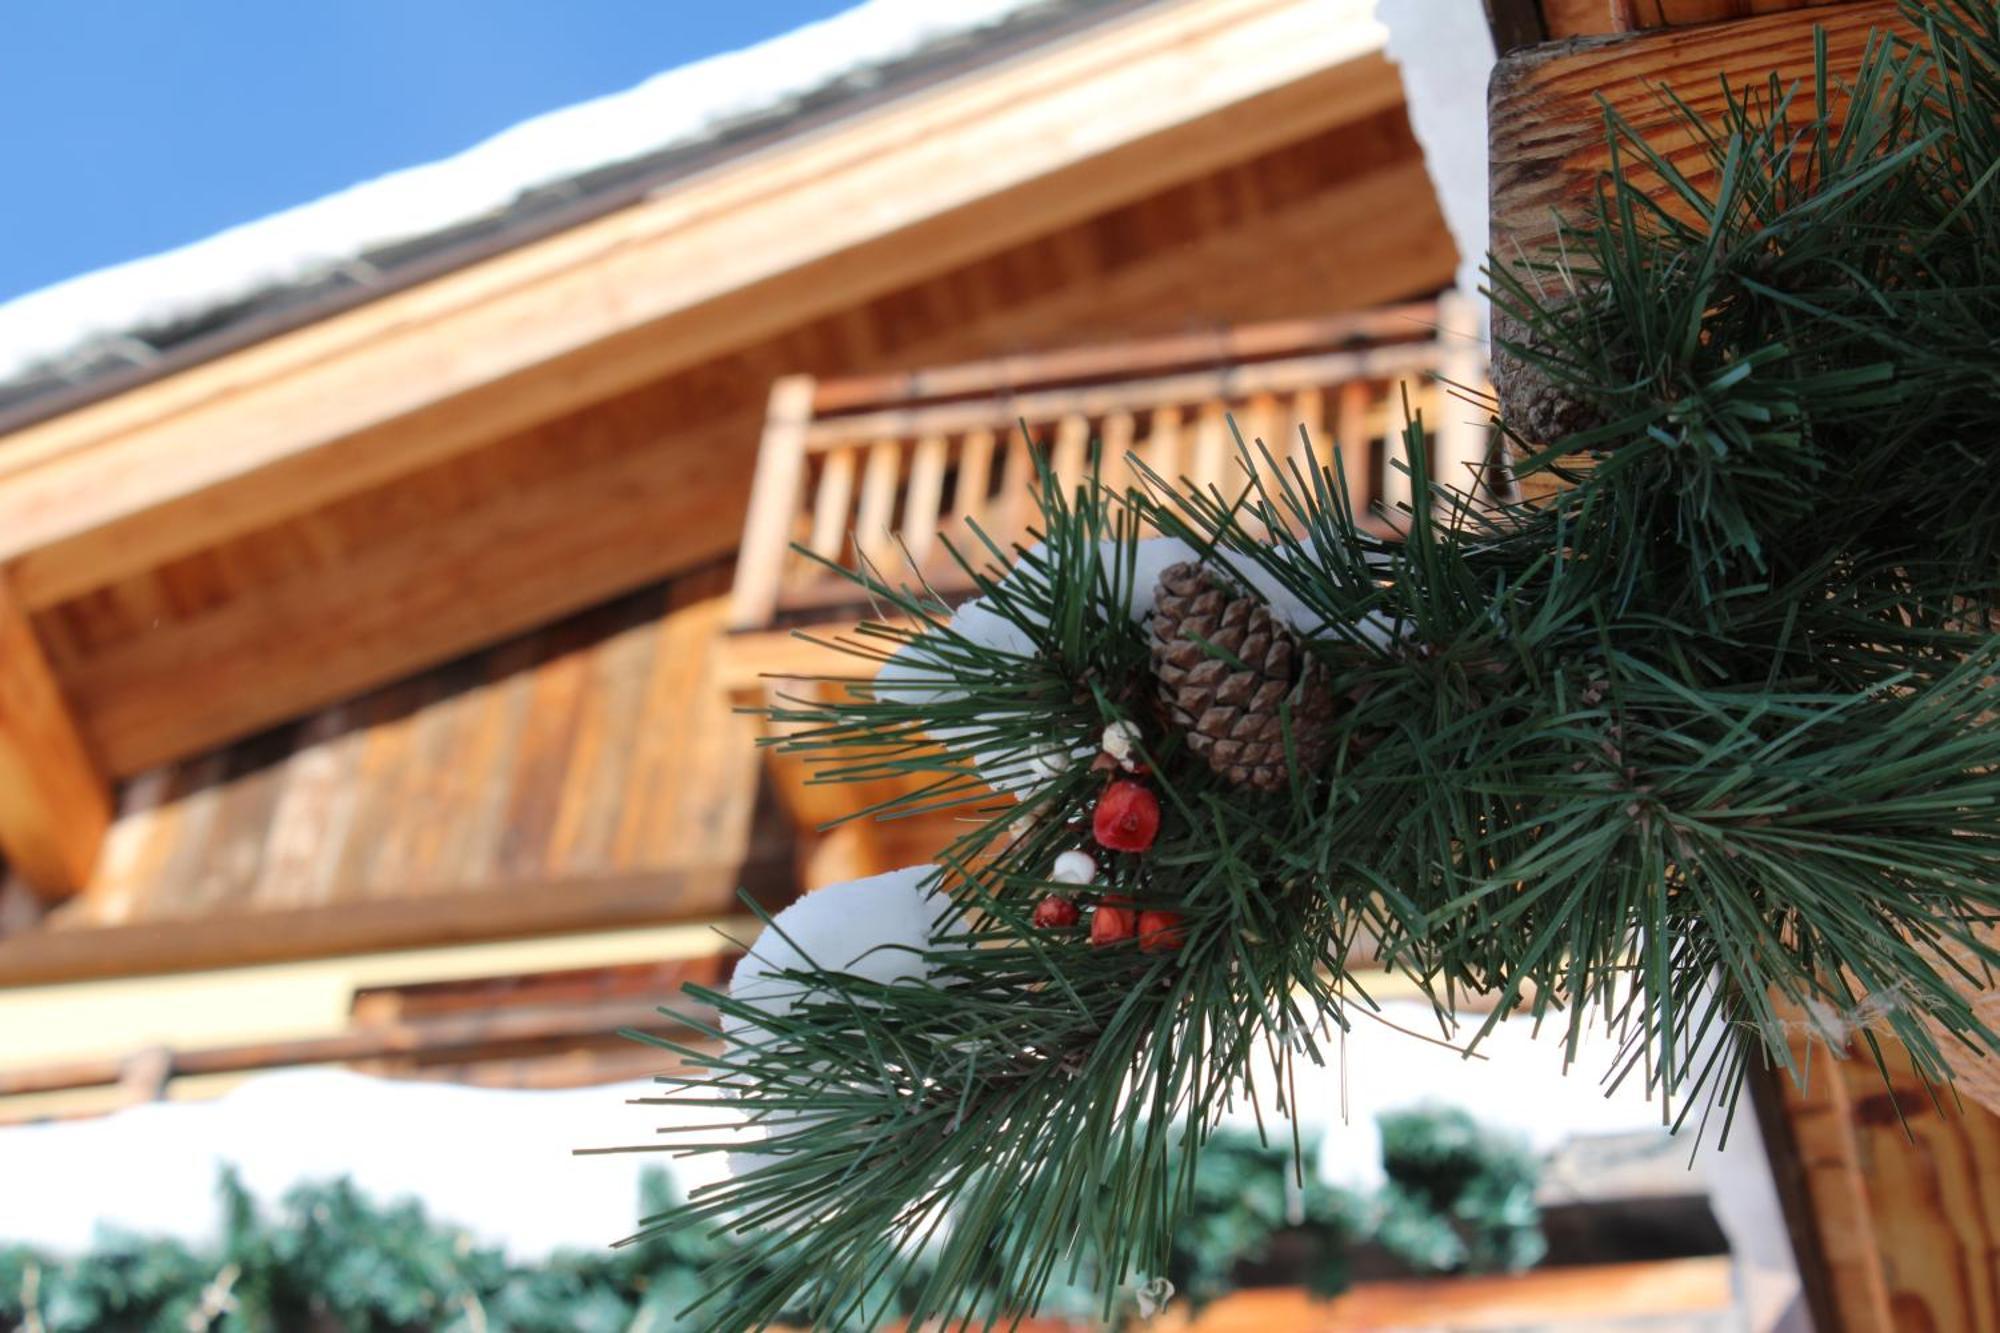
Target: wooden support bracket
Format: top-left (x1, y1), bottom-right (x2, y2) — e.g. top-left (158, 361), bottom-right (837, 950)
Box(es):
top-left (0, 569), bottom-right (109, 900)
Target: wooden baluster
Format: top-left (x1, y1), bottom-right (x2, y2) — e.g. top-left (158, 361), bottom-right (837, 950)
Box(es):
top-left (1190, 401), bottom-right (1229, 495)
top-left (1237, 392), bottom-right (1279, 538)
top-left (1099, 411), bottom-right (1137, 495)
top-left (1378, 379), bottom-right (1414, 519)
top-left (1050, 414), bottom-right (1090, 501)
top-left (1278, 386), bottom-right (1324, 532)
top-left (1289, 386), bottom-right (1325, 480)
top-left (1384, 376), bottom-right (1432, 520)
top-left (902, 434), bottom-right (949, 571)
top-left (1140, 405), bottom-right (1182, 491)
top-left (807, 447), bottom-right (857, 564)
top-left (951, 428), bottom-right (996, 536)
top-left (854, 438), bottom-right (904, 579)
top-left (1336, 380), bottom-right (1374, 520)
top-left (995, 428), bottom-right (1038, 546)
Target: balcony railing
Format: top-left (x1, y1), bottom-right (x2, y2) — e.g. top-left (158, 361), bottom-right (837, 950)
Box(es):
top-left (729, 298), bottom-right (1487, 633)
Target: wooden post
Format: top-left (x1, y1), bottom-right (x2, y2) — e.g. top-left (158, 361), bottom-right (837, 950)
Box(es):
top-left (0, 570), bottom-right (110, 900)
top-left (726, 375), bottom-right (817, 631)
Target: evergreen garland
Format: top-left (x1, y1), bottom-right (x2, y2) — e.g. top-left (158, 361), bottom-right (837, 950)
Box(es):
top-left (625, 5), bottom-right (2000, 1329)
top-left (0, 1114), bottom-right (1532, 1332)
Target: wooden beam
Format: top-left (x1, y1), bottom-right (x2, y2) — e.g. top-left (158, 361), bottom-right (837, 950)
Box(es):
top-left (0, 0), bottom-right (1400, 612)
top-left (1540, 0), bottom-right (1853, 39)
top-left (0, 864), bottom-right (791, 988)
top-left (0, 573), bottom-right (110, 899)
top-left (810, 303), bottom-right (1442, 413)
top-left (1490, 2), bottom-right (1907, 260)
top-left (0, 996), bottom-right (713, 1098)
top-left (803, 342), bottom-right (1447, 447)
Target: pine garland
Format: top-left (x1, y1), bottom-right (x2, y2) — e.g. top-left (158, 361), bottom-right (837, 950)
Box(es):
top-left (0, 1117), bottom-right (1532, 1332)
top-left (625, 5), bottom-right (2000, 1329)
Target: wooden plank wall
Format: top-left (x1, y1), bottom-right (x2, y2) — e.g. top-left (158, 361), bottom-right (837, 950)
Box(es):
top-left (36, 107), bottom-right (1455, 783)
top-left (58, 563), bottom-right (776, 932)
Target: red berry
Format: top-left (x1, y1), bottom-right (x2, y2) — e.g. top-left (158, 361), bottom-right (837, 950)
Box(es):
top-left (1093, 780), bottom-right (1161, 853)
top-left (1090, 895), bottom-right (1137, 947)
top-left (1137, 909), bottom-right (1186, 954)
top-left (1032, 894), bottom-right (1080, 929)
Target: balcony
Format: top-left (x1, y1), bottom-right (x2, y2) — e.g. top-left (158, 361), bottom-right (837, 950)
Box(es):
top-left (728, 297), bottom-right (1487, 642)
top-left (722, 299), bottom-right (1490, 885)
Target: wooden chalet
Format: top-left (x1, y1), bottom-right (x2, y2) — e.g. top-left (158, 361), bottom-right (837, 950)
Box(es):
top-left (0, 0), bottom-right (1988, 1328)
top-left (0, 0), bottom-right (1459, 1106)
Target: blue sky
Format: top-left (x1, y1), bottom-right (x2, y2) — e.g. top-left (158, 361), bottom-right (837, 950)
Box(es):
top-left (0, 2), bottom-right (851, 303)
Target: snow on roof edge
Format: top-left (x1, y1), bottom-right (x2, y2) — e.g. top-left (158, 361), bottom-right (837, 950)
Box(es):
top-left (0, 0), bottom-right (1050, 386)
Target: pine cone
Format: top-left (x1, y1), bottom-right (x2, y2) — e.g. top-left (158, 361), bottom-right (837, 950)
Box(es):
top-left (1491, 305), bottom-right (1605, 451)
top-left (1149, 563), bottom-right (1338, 791)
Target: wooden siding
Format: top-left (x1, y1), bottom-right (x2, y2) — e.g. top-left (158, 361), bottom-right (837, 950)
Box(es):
top-left (40, 563), bottom-right (782, 939)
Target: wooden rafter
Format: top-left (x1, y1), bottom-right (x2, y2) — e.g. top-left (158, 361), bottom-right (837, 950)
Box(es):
top-left (0, 573), bottom-right (108, 899)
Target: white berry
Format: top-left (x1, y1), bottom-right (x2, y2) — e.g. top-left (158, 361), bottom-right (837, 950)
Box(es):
top-left (1051, 850), bottom-right (1098, 885)
top-left (1102, 720), bottom-right (1143, 768)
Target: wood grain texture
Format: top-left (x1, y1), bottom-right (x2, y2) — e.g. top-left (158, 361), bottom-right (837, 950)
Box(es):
top-left (1773, 1021), bottom-right (2000, 1333)
top-left (1543, 0), bottom-right (1853, 38)
top-left (1490, 2), bottom-right (1908, 259)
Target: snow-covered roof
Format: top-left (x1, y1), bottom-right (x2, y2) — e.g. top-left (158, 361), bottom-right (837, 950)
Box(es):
top-left (0, 0), bottom-right (1127, 424)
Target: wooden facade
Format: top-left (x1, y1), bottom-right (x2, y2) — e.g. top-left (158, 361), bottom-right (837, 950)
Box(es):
top-left (0, 0), bottom-right (1458, 1120)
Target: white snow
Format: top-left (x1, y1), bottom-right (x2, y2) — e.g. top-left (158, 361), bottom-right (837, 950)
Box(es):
top-left (725, 863), bottom-right (949, 1042)
top-left (0, 1068), bottom-right (701, 1258)
top-left (0, 0), bottom-right (1044, 385)
top-left (1379, 0), bottom-right (1496, 320)
top-left (0, 997), bottom-right (1799, 1325)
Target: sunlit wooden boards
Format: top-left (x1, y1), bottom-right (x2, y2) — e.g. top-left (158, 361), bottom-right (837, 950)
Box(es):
top-left (1530, 0), bottom-right (1854, 41)
top-left (1768, 1038), bottom-right (2000, 1333)
top-left (1490, 1), bottom-right (1907, 259)
top-left (39, 568), bottom-right (784, 949)
top-left (0, 575), bottom-right (108, 899)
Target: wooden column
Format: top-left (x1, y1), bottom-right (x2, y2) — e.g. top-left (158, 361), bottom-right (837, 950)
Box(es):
top-left (0, 569), bottom-right (110, 900)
